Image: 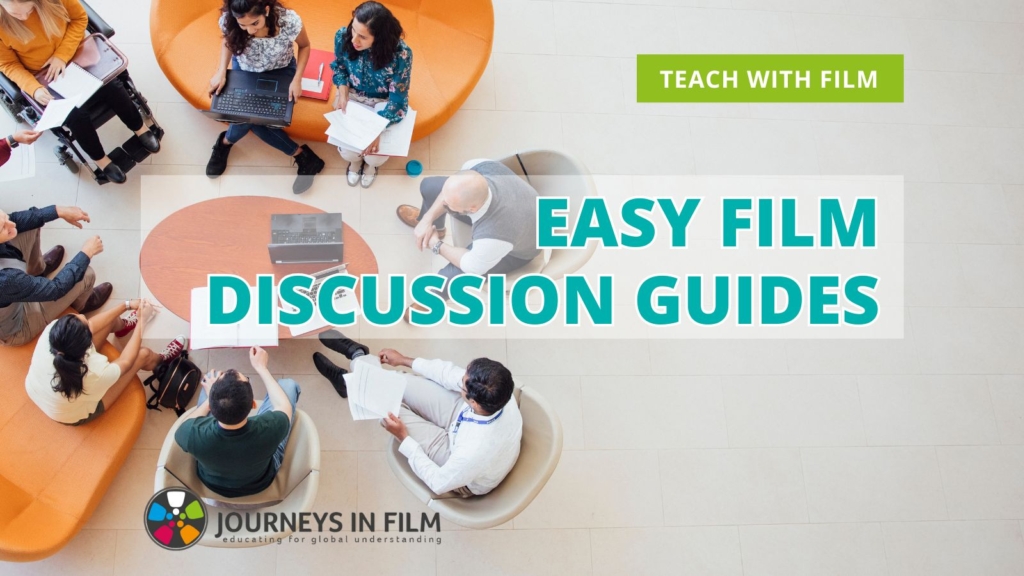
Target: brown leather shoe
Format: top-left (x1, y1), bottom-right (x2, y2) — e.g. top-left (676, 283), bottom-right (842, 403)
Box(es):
top-left (395, 205), bottom-right (445, 238)
top-left (78, 282), bottom-right (113, 314)
top-left (37, 245), bottom-right (65, 277)
top-left (404, 302), bottom-right (430, 324)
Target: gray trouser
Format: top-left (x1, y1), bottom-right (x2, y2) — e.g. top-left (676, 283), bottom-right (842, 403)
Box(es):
top-left (355, 355), bottom-right (474, 498)
top-left (0, 229), bottom-right (96, 347)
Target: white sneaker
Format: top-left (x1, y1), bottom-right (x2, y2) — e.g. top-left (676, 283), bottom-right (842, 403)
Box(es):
top-left (346, 162), bottom-right (361, 187)
top-left (360, 165), bottom-right (377, 188)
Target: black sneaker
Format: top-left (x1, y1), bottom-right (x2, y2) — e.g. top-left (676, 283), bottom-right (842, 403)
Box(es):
top-left (206, 131), bottom-right (232, 178)
top-left (292, 144), bottom-right (325, 194)
top-left (319, 329), bottom-right (369, 360)
top-left (313, 352), bottom-right (348, 398)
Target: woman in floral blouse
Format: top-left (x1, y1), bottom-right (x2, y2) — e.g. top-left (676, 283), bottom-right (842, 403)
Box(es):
top-left (331, 1), bottom-right (412, 188)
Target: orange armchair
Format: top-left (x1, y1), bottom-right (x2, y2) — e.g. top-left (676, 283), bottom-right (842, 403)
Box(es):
top-left (149, 0), bottom-right (494, 142)
top-left (0, 317), bottom-right (145, 562)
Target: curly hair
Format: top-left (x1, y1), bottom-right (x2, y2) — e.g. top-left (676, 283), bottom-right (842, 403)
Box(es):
top-left (338, 1), bottom-right (403, 70)
top-left (464, 358), bottom-right (515, 415)
top-left (221, 0), bottom-right (282, 56)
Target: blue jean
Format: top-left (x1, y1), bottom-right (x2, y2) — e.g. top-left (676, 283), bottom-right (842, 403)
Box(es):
top-left (198, 378), bottom-right (301, 472)
top-left (224, 57), bottom-right (300, 156)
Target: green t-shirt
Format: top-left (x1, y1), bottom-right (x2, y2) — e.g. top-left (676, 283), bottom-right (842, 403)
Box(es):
top-left (174, 411), bottom-right (290, 498)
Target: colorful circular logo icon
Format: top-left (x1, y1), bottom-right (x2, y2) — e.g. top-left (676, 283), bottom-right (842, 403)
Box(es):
top-left (144, 488), bottom-right (207, 550)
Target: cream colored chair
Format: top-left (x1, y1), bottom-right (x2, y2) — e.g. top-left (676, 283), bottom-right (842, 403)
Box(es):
top-left (450, 150), bottom-right (599, 283)
top-left (386, 386), bottom-right (563, 529)
top-left (154, 407), bottom-right (320, 547)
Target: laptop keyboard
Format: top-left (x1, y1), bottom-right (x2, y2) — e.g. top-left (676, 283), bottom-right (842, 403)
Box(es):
top-left (272, 231), bottom-right (341, 244)
top-left (216, 92), bottom-right (289, 119)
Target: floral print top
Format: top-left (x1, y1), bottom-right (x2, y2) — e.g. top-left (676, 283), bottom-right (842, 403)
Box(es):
top-left (219, 7), bottom-right (301, 73)
top-left (330, 27), bottom-right (412, 126)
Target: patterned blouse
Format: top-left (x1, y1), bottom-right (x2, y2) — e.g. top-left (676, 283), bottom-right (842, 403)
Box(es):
top-left (219, 8), bottom-right (302, 73)
top-left (330, 27), bottom-right (412, 126)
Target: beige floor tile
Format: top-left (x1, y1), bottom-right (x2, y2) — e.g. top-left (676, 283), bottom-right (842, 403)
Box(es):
top-left (438, 529), bottom-right (591, 575)
top-left (1004, 185), bottom-right (1024, 229)
top-left (649, 339), bottom-right (790, 375)
top-left (909, 307), bottom-right (1024, 374)
top-left (493, 0), bottom-right (557, 55)
top-left (791, 12), bottom-right (909, 54)
top-left (936, 446), bottom-right (1024, 520)
top-left (812, 122), bottom-right (940, 182)
top-left (516, 375), bottom-right (585, 450)
top-left (882, 521), bottom-right (1024, 576)
top-left (84, 449), bottom-right (160, 529)
top-left (507, 339), bottom-right (651, 376)
top-left (428, 110), bottom-right (563, 171)
top-left (721, 375), bottom-right (865, 447)
top-left (582, 375), bottom-right (728, 449)
top-left (690, 117), bottom-right (820, 175)
top-left (118, 42), bottom-right (186, 105)
top-left (312, 451), bottom-right (358, 513)
top-left (0, 163), bottom-right (80, 217)
top-left (590, 526), bottom-right (743, 576)
top-left (355, 451), bottom-right (451, 529)
top-left (957, 244), bottom-right (1024, 307)
top-left (114, 529), bottom-right (278, 576)
top-left (460, 56), bottom-right (496, 111)
top-left (561, 113), bottom-right (695, 176)
top-left (738, 523), bottom-right (887, 576)
top-left (929, 126), bottom-right (1024, 184)
top-left (801, 447), bottom-right (947, 522)
top-left (494, 54), bottom-right (623, 114)
top-left (904, 244), bottom-right (970, 307)
top-left (904, 19), bottom-right (1024, 74)
top-left (275, 529), bottom-right (436, 575)
top-left (659, 448), bottom-right (807, 525)
top-left (513, 450), bottom-right (663, 528)
top-left (552, 2), bottom-right (682, 57)
top-left (0, 529), bottom-right (116, 576)
top-left (905, 183), bottom-right (1022, 245)
top-left (845, 0), bottom-right (1024, 22)
top-left (989, 376), bottom-right (1024, 445)
top-left (859, 375), bottom-right (1000, 446)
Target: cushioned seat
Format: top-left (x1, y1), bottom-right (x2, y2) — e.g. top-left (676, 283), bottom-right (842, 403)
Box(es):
top-left (0, 316), bottom-right (145, 562)
top-left (150, 0), bottom-right (493, 142)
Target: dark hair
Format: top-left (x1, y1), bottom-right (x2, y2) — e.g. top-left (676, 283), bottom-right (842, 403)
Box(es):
top-left (222, 0), bottom-right (282, 56)
top-left (209, 370), bottom-right (254, 425)
top-left (339, 1), bottom-right (403, 70)
top-left (464, 358), bottom-right (514, 415)
top-left (49, 315), bottom-right (93, 401)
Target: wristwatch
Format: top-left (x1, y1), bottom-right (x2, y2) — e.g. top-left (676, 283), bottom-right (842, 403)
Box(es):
top-left (5, 135), bottom-right (17, 149)
top-left (431, 240), bottom-right (444, 255)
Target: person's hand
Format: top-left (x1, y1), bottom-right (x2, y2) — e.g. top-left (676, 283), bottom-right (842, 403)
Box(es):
top-left (201, 369), bottom-right (223, 396)
top-left (289, 78), bottom-right (302, 102)
top-left (378, 348), bottom-right (412, 368)
top-left (33, 88), bottom-right (53, 106)
top-left (209, 69), bottom-right (227, 96)
top-left (362, 134), bottom-right (381, 156)
top-left (56, 206), bottom-right (90, 228)
top-left (81, 235), bottom-right (103, 258)
top-left (249, 346), bottom-right (269, 371)
top-left (333, 89), bottom-right (348, 112)
top-left (427, 230), bottom-right (441, 252)
top-left (137, 300), bottom-right (158, 324)
top-left (12, 130), bottom-right (41, 145)
top-left (381, 412), bottom-right (408, 441)
top-left (413, 219), bottom-right (434, 251)
top-left (43, 55), bottom-right (67, 83)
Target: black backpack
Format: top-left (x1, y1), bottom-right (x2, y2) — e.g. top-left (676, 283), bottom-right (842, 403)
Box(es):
top-left (144, 350), bottom-right (201, 417)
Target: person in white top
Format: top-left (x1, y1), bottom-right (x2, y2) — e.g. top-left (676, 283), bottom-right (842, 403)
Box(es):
top-left (25, 299), bottom-right (186, 425)
top-left (312, 331), bottom-right (523, 497)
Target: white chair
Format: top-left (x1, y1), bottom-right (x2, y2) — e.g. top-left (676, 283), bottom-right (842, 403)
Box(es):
top-left (154, 407), bottom-right (320, 547)
top-left (385, 387), bottom-right (563, 529)
top-left (449, 150), bottom-right (599, 284)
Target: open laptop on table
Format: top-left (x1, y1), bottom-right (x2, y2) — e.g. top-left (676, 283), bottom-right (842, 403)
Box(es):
top-left (268, 213), bottom-right (344, 264)
top-left (203, 68), bottom-right (294, 127)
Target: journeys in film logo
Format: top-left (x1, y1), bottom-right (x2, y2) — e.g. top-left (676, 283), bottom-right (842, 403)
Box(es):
top-left (144, 488), bottom-right (208, 550)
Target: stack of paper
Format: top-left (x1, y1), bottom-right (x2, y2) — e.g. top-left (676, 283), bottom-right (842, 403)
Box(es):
top-left (324, 103), bottom-right (389, 151)
top-left (190, 286), bottom-right (279, 350)
top-left (324, 102), bottom-right (417, 157)
top-left (344, 363), bottom-right (407, 421)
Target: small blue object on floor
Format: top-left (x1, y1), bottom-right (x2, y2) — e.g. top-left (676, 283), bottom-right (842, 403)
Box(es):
top-left (405, 159), bottom-right (423, 177)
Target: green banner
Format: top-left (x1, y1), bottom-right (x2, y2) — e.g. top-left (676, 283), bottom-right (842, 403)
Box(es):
top-left (637, 54), bottom-right (904, 103)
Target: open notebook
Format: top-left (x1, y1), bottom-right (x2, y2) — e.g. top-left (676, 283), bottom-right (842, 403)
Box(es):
top-left (189, 286), bottom-right (278, 350)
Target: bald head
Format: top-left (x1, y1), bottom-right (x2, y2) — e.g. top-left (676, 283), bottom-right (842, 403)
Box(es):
top-left (441, 170), bottom-right (489, 215)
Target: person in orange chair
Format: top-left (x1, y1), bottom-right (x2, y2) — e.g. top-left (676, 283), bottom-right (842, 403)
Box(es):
top-left (206, 0), bottom-right (325, 195)
top-left (331, 1), bottom-right (412, 189)
top-left (0, 128), bottom-right (41, 165)
top-left (25, 300), bottom-right (186, 426)
top-left (0, 0), bottom-right (161, 184)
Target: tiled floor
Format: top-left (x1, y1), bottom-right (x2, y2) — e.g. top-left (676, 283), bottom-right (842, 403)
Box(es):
top-left (2, 0), bottom-right (1024, 573)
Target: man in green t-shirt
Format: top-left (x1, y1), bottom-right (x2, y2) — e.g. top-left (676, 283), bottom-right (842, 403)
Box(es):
top-left (174, 346), bottom-right (299, 498)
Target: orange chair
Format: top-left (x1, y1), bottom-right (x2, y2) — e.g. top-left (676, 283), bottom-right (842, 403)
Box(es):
top-left (0, 316), bottom-right (146, 562)
top-left (150, 0), bottom-right (493, 142)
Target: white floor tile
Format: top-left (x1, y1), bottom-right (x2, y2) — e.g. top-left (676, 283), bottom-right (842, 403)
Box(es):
top-left (516, 375), bottom-right (586, 450)
top-left (494, 54), bottom-right (624, 114)
top-left (0, 529), bottom-right (115, 576)
top-left (929, 126), bottom-right (1024, 184)
top-left (937, 446), bottom-right (1024, 520)
top-left (791, 12), bottom-right (910, 54)
top-left (650, 339), bottom-right (790, 375)
top-left (905, 243), bottom-right (970, 307)
top-left (690, 117), bottom-right (819, 175)
top-left (739, 523), bottom-right (887, 576)
top-left (438, 530), bottom-right (592, 575)
top-left (493, 0), bottom-right (558, 55)
top-left (844, 0), bottom-right (1024, 22)
top-left (84, 449), bottom-right (160, 529)
top-left (904, 183), bottom-right (1021, 245)
top-left (812, 122), bottom-right (940, 182)
top-left (904, 19), bottom-right (1024, 74)
top-left (427, 110), bottom-right (563, 171)
top-left (909, 307), bottom-right (1024, 374)
top-left (956, 244), bottom-right (1024, 307)
top-left (552, 3), bottom-right (682, 57)
top-left (590, 526), bottom-right (743, 576)
top-left (561, 113), bottom-right (695, 175)
top-left (882, 521), bottom-right (1024, 576)
top-left (114, 529), bottom-right (279, 576)
top-left (989, 376), bottom-right (1024, 445)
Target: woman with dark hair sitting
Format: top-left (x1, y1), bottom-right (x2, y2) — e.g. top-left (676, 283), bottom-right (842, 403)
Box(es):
top-left (206, 0), bottom-right (325, 194)
top-left (331, 1), bottom-right (412, 188)
top-left (24, 299), bottom-right (186, 425)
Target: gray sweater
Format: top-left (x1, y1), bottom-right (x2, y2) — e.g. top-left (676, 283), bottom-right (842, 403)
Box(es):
top-left (471, 161), bottom-right (542, 261)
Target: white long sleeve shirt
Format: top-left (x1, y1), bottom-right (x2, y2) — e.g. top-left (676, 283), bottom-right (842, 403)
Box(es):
top-left (398, 358), bottom-right (523, 496)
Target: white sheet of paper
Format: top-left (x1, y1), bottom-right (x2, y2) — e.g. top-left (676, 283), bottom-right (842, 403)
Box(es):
top-left (281, 286), bottom-right (360, 337)
top-left (300, 78), bottom-right (324, 92)
top-left (190, 286), bottom-right (278, 350)
top-left (47, 63), bottom-right (102, 106)
top-left (34, 98), bottom-right (79, 131)
top-left (328, 105), bottom-right (416, 158)
top-left (323, 102), bottom-right (389, 150)
top-left (0, 143), bottom-right (35, 182)
top-left (344, 363), bottom-right (407, 421)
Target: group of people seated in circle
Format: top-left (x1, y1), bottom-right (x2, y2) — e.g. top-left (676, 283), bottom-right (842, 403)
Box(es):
top-left (1, 0), bottom-right (548, 500)
top-left (0, 0), bottom-right (411, 192)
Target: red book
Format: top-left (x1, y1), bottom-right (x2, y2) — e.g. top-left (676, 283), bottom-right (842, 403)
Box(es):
top-left (300, 48), bottom-right (334, 100)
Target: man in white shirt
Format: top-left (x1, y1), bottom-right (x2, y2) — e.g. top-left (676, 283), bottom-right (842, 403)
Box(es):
top-left (313, 331), bottom-right (523, 497)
